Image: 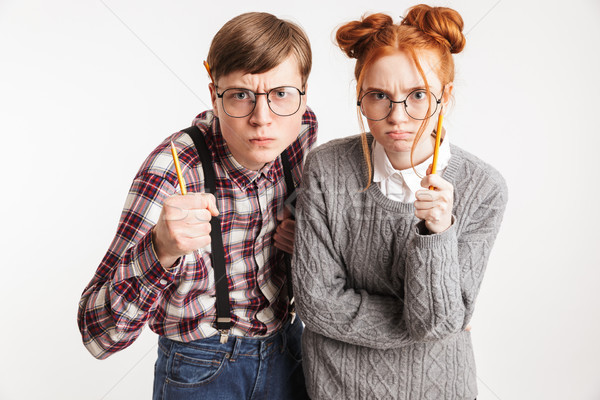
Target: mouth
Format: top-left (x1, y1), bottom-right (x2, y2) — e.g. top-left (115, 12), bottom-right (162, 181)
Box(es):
top-left (387, 131), bottom-right (413, 140)
top-left (249, 138), bottom-right (276, 145)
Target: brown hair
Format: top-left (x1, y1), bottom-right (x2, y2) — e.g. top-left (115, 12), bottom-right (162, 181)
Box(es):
top-left (336, 5), bottom-right (465, 187)
top-left (207, 12), bottom-right (312, 86)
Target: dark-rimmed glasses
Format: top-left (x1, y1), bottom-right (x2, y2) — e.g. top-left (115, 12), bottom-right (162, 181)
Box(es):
top-left (216, 86), bottom-right (305, 118)
top-left (357, 89), bottom-right (443, 121)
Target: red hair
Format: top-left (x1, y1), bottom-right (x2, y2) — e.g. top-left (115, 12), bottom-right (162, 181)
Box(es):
top-left (336, 5), bottom-right (465, 187)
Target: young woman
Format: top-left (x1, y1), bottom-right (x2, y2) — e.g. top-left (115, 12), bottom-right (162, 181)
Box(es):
top-left (293, 5), bottom-right (507, 399)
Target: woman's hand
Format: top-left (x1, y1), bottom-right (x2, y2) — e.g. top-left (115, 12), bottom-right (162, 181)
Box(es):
top-left (414, 164), bottom-right (454, 234)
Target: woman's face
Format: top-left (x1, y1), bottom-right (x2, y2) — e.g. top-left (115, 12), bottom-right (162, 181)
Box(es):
top-left (360, 50), bottom-right (452, 167)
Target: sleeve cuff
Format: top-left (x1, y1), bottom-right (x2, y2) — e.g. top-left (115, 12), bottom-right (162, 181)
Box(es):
top-left (413, 215), bottom-right (457, 248)
top-left (115, 230), bottom-right (180, 292)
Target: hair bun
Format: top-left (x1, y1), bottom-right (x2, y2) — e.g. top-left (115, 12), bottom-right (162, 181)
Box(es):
top-left (336, 13), bottom-right (394, 60)
top-left (402, 4), bottom-right (465, 54)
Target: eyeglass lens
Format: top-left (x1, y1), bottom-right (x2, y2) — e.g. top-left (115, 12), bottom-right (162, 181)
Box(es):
top-left (359, 90), bottom-right (439, 121)
top-left (220, 87), bottom-right (302, 117)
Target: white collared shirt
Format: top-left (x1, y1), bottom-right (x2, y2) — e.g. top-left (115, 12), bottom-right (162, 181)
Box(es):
top-left (372, 132), bottom-right (452, 203)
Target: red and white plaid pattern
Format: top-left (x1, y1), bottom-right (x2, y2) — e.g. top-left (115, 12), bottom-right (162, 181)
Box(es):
top-left (78, 109), bottom-right (317, 359)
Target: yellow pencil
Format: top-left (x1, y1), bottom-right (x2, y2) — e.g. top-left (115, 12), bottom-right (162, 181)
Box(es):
top-left (429, 112), bottom-right (444, 191)
top-left (203, 61), bottom-right (214, 85)
top-left (170, 141), bottom-right (187, 195)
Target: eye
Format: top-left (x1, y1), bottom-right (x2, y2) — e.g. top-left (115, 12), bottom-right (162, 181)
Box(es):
top-left (226, 89), bottom-right (253, 101)
top-left (410, 90), bottom-right (428, 102)
top-left (367, 91), bottom-right (389, 101)
top-left (271, 87), bottom-right (295, 100)
top-left (233, 91), bottom-right (249, 100)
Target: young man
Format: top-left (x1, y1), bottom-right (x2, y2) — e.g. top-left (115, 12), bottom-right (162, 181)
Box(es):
top-left (78, 12), bottom-right (316, 399)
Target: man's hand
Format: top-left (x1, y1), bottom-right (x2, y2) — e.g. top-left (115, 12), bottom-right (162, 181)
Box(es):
top-left (152, 193), bottom-right (219, 269)
top-left (274, 206), bottom-right (295, 254)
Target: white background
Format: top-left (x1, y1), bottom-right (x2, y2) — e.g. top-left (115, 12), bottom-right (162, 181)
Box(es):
top-left (1, 0), bottom-right (599, 399)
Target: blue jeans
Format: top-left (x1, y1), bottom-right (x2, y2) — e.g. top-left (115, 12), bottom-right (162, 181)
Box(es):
top-left (152, 319), bottom-right (308, 400)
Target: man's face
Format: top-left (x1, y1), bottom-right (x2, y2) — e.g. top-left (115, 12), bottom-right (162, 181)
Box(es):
top-left (209, 56), bottom-right (307, 171)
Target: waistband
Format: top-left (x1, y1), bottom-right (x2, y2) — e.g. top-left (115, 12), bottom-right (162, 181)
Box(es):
top-left (158, 317), bottom-right (301, 361)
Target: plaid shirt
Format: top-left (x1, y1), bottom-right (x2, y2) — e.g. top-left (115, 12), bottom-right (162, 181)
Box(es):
top-left (78, 108), bottom-right (317, 359)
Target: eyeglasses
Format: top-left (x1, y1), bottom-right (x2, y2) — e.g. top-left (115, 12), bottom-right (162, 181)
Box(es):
top-left (215, 86), bottom-right (305, 118)
top-left (357, 89), bottom-right (443, 121)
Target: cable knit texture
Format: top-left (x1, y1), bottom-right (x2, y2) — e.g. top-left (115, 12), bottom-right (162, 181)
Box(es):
top-left (292, 134), bottom-right (507, 400)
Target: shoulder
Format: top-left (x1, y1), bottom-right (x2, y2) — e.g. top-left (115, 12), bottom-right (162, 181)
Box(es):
top-left (134, 112), bottom-right (213, 182)
top-left (450, 144), bottom-right (508, 203)
top-left (305, 134), bottom-right (363, 170)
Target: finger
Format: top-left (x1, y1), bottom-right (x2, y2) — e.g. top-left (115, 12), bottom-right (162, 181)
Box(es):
top-left (169, 192), bottom-right (219, 216)
top-left (279, 219), bottom-right (295, 232)
top-left (414, 208), bottom-right (442, 223)
top-left (420, 174), bottom-right (452, 191)
top-left (273, 232), bottom-right (294, 250)
top-left (174, 221), bottom-right (212, 239)
top-left (426, 163), bottom-right (433, 175)
top-left (413, 200), bottom-right (436, 211)
top-left (414, 190), bottom-right (436, 203)
top-left (203, 193), bottom-right (220, 217)
top-left (276, 224), bottom-right (295, 242)
top-left (162, 201), bottom-right (190, 221)
top-left (189, 193), bottom-right (219, 216)
top-left (188, 208), bottom-right (213, 223)
top-left (465, 324), bottom-right (472, 332)
top-left (278, 204), bottom-right (293, 221)
top-left (273, 240), bottom-right (293, 254)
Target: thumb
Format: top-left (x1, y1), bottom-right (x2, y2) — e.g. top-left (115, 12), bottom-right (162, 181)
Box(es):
top-left (426, 163), bottom-right (433, 176)
top-left (278, 204), bottom-right (292, 221)
top-left (204, 193), bottom-right (219, 216)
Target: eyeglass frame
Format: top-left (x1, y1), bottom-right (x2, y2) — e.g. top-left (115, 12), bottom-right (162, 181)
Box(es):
top-left (356, 88), bottom-right (445, 121)
top-left (215, 86), bottom-right (306, 118)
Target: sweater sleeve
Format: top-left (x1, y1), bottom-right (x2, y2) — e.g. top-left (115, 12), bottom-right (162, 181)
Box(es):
top-left (292, 152), bottom-right (416, 350)
top-left (403, 171), bottom-right (508, 341)
top-left (77, 171), bottom-right (184, 359)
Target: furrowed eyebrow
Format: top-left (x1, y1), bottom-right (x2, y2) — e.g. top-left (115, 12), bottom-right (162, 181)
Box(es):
top-left (362, 86), bottom-right (428, 94)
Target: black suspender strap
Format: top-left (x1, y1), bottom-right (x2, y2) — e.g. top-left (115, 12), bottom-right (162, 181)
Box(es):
top-left (182, 125), bottom-right (299, 340)
top-left (280, 151), bottom-right (296, 211)
top-left (182, 125), bottom-right (231, 343)
top-left (279, 151), bottom-right (297, 321)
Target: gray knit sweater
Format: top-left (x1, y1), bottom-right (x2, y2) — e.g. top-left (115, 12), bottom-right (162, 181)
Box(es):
top-left (292, 134), bottom-right (508, 400)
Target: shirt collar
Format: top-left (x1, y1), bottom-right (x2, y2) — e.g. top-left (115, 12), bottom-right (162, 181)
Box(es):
top-left (194, 111), bottom-right (280, 190)
top-left (372, 129), bottom-right (452, 193)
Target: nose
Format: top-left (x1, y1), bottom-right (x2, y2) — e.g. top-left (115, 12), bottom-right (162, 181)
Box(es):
top-left (386, 101), bottom-right (410, 124)
top-left (248, 94), bottom-right (273, 126)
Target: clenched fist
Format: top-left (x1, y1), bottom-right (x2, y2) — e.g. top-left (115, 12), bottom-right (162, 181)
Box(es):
top-left (152, 193), bottom-right (219, 269)
top-left (414, 164), bottom-right (454, 234)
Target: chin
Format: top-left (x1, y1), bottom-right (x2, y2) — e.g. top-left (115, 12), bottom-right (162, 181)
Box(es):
top-left (253, 150), bottom-right (281, 165)
top-left (386, 142), bottom-right (413, 153)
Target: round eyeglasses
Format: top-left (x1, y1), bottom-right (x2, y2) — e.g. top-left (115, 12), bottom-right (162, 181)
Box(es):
top-left (357, 89), bottom-right (443, 121)
top-left (216, 86), bottom-right (305, 118)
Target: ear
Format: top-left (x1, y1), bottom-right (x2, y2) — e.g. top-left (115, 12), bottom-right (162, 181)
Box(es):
top-left (208, 83), bottom-right (219, 118)
top-left (298, 82), bottom-right (308, 115)
top-left (441, 82), bottom-right (454, 114)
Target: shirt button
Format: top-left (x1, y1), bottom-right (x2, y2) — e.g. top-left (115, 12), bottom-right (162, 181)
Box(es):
top-left (159, 279), bottom-right (168, 286)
